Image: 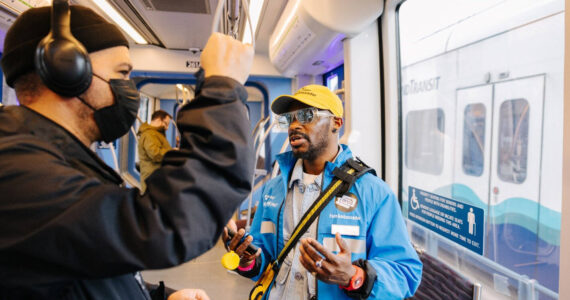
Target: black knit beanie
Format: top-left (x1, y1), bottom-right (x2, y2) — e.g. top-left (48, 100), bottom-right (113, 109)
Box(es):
top-left (1, 5), bottom-right (129, 87)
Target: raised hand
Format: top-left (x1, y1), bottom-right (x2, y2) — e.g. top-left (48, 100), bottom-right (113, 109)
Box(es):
top-left (200, 32), bottom-right (254, 84)
top-left (299, 233), bottom-right (356, 286)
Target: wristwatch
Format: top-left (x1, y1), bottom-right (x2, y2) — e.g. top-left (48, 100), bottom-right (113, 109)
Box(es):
top-left (340, 265), bottom-right (365, 291)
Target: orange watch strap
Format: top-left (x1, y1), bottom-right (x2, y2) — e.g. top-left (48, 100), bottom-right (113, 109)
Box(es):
top-left (340, 265), bottom-right (365, 291)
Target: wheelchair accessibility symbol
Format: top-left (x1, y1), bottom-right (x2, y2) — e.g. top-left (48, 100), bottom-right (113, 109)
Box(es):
top-left (410, 189), bottom-right (419, 210)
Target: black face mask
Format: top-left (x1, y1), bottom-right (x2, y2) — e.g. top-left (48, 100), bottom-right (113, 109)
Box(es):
top-left (78, 74), bottom-right (140, 142)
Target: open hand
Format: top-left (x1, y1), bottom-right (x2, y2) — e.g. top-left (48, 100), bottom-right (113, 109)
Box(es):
top-left (299, 233), bottom-right (356, 286)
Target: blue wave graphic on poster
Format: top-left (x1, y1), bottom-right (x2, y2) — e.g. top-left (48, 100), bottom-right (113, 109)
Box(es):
top-left (404, 183), bottom-right (561, 292)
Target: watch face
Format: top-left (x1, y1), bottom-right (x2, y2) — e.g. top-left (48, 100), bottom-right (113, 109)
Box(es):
top-left (351, 276), bottom-right (364, 290)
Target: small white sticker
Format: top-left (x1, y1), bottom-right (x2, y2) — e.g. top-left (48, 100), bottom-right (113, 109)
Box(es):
top-left (331, 224), bottom-right (360, 236)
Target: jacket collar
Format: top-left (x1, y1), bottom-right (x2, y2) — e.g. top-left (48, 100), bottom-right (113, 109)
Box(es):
top-left (0, 105), bottom-right (123, 184)
top-left (276, 144), bottom-right (353, 186)
top-left (287, 146), bottom-right (345, 189)
top-left (137, 122), bottom-right (166, 136)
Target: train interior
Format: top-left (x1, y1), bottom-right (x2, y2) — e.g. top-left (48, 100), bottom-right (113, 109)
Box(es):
top-left (0, 0), bottom-right (569, 299)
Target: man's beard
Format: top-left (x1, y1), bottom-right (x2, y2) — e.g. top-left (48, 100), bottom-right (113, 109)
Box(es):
top-left (77, 96), bottom-right (100, 143)
top-left (291, 123), bottom-right (330, 161)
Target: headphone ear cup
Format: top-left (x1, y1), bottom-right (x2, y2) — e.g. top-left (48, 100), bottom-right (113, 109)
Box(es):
top-left (35, 35), bottom-right (92, 97)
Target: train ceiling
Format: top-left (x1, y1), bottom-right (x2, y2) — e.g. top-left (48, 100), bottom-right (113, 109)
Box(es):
top-left (0, 0), bottom-right (287, 54)
top-left (74, 0), bottom-right (287, 53)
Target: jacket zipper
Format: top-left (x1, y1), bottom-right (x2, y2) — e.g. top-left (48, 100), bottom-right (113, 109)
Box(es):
top-left (276, 200), bottom-right (285, 257)
top-left (315, 172), bottom-right (325, 300)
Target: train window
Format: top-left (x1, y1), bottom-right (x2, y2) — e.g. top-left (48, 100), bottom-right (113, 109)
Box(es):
top-left (398, 0), bottom-right (563, 298)
top-left (405, 108), bottom-right (444, 175)
top-left (462, 103), bottom-right (486, 176)
top-left (327, 74), bottom-right (338, 91)
top-left (497, 99), bottom-right (529, 184)
top-left (138, 93), bottom-right (150, 123)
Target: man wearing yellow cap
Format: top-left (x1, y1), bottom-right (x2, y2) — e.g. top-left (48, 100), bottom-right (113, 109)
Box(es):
top-left (224, 84), bottom-right (422, 299)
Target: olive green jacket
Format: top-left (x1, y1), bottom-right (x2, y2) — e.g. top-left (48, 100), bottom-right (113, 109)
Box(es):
top-left (137, 123), bottom-right (172, 192)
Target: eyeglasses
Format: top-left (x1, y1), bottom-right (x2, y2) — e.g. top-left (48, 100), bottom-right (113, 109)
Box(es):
top-left (277, 107), bottom-right (335, 129)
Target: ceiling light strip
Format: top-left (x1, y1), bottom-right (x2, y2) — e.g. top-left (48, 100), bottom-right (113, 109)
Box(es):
top-left (242, 0), bottom-right (264, 45)
top-left (90, 0), bottom-right (147, 44)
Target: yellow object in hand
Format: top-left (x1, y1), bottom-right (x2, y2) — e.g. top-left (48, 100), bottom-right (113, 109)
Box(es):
top-left (221, 250), bottom-right (240, 270)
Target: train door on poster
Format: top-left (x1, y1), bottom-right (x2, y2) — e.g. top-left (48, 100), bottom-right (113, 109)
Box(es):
top-left (453, 84), bottom-right (494, 257)
top-left (453, 85), bottom-right (494, 209)
top-left (489, 75), bottom-right (545, 261)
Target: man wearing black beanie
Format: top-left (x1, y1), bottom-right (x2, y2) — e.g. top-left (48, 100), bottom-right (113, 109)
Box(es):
top-left (0, 4), bottom-right (254, 300)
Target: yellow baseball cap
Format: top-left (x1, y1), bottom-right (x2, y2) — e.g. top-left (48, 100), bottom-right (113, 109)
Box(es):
top-left (271, 84), bottom-right (343, 117)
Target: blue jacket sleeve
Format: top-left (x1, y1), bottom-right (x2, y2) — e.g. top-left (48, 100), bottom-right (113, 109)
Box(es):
top-left (366, 182), bottom-right (422, 299)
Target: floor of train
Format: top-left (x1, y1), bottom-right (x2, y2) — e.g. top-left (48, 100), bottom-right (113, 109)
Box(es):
top-left (142, 239), bottom-right (252, 299)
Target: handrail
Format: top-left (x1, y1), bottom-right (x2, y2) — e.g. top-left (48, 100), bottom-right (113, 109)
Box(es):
top-left (211, 0), bottom-right (255, 48)
top-left (245, 120), bottom-right (276, 232)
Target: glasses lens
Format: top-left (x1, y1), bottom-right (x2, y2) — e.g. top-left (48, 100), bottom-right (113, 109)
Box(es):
top-left (277, 115), bottom-right (290, 128)
top-left (297, 108), bottom-right (314, 124)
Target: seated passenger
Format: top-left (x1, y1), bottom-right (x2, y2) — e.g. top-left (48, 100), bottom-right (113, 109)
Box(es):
top-left (0, 3), bottom-right (253, 300)
top-left (224, 85), bottom-right (422, 299)
top-left (138, 110), bottom-right (173, 193)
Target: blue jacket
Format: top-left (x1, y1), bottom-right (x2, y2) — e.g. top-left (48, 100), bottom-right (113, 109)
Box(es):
top-left (248, 145), bottom-right (422, 299)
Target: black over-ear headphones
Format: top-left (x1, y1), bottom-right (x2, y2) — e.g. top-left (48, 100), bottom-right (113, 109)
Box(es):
top-left (35, 0), bottom-right (92, 97)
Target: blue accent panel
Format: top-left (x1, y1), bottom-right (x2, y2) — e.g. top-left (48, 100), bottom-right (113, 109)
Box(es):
top-left (127, 129), bottom-right (140, 182)
top-left (322, 64), bottom-right (344, 89)
top-left (132, 70), bottom-right (197, 88)
top-left (245, 81), bottom-right (272, 172)
top-left (136, 78), bottom-right (196, 90)
top-left (94, 141), bottom-right (118, 171)
top-left (270, 132), bottom-right (289, 161)
top-left (159, 99), bottom-right (177, 147)
top-left (248, 76), bottom-right (291, 102)
top-left (248, 101), bottom-right (262, 132)
top-left (248, 76), bottom-right (292, 164)
top-left (95, 147), bottom-right (115, 169)
top-left (322, 65), bottom-right (345, 136)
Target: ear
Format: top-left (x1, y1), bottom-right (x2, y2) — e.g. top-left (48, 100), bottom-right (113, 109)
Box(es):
top-left (332, 117), bottom-right (343, 133)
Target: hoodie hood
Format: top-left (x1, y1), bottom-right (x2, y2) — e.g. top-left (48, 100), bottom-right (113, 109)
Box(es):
top-left (137, 123), bottom-right (166, 136)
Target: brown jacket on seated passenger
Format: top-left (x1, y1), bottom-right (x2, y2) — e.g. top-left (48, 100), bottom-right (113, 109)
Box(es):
top-left (137, 110), bottom-right (172, 193)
